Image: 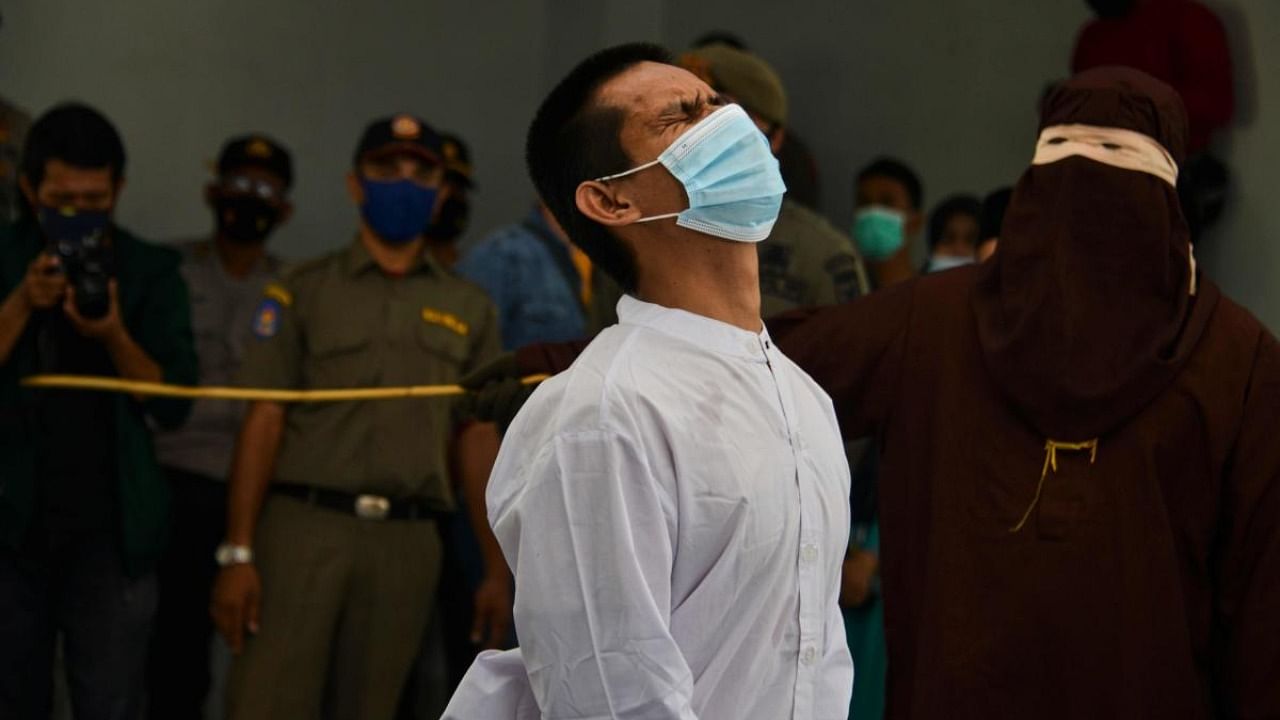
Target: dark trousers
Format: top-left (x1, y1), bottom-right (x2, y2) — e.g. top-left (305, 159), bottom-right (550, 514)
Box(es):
top-left (0, 529), bottom-right (157, 720)
top-left (396, 511), bottom-right (481, 719)
top-left (439, 512), bottom-right (484, 687)
top-left (146, 467), bottom-right (226, 719)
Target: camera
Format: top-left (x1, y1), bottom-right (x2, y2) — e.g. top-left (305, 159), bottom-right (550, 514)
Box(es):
top-left (48, 226), bottom-right (114, 319)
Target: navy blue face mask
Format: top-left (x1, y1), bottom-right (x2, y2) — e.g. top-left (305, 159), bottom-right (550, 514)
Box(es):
top-left (359, 177), bottom-right (437, 245)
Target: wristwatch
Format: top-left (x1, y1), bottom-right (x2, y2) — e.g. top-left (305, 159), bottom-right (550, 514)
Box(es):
top-left (215, 543), bottom-right (254, 567)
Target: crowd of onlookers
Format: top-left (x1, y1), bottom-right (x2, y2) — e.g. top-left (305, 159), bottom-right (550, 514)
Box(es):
top-left (0, 0), bottom-right (1239, 717)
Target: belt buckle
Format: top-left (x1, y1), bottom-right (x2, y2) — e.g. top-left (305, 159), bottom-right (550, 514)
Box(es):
top-left (354, 494), bottom-right (391, 520)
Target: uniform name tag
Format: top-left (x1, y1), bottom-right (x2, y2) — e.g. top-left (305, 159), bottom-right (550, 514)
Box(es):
top-left (263, 283), bottom-right (293, 307)
top-left (421, 307), bottom-right (469, 337)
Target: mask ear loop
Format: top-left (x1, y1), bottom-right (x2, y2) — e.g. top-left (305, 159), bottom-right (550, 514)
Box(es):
top-left (633, 213), bottom-right (680, 223)
top-left (592, 159), bottom-right (683, 224)
top-left (594, 158), bottom-right (662, 183)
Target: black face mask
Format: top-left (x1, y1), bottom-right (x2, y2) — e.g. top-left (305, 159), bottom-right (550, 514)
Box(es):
top-left (214, 194), bottom-right (281, 244)
top-left (1085, 0), bottom-right (1136, 18)
top-left (426, 195), bottom-right (470, 243)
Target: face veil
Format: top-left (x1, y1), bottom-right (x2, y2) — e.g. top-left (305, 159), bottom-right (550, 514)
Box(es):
top-left (970, 67), bottom-right (1219, 441)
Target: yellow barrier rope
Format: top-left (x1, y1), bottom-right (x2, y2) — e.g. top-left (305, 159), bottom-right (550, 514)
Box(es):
top-left (20, 374), bottom-right (550, 403)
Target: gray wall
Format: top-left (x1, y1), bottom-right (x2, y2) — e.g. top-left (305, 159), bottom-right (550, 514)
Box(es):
top-left (1197, 1), bottom-right (1280, 330)
top-left (2, 0), bottom-right (1277, 327)
top-left (662, 0), bottom-right (1089, 249)
top-left (0, 0), bottom-right (550, 258)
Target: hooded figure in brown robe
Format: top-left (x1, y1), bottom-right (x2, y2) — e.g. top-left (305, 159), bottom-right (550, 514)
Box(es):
top-left (505, 66), bottom-right (1280, 718)
top-left (763, 66), bottom-right (1280, 719)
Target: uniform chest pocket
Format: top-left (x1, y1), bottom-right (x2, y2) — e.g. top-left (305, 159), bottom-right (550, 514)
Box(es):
top-left (306, 322), bottom-right (376, 387)
top-left (414, 320), bottom-right (469, 369)
top-left (310, 322), bottom-right (373, 358)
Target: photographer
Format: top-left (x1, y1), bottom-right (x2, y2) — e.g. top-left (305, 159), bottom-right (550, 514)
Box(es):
top-left (0, 102), bottom-right (196, 719)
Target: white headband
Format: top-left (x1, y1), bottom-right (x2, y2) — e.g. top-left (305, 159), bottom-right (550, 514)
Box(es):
top-left (1031, 124), bottom-right (1179, 187)
top-left (1031, 123), bottom-right (1195, 296)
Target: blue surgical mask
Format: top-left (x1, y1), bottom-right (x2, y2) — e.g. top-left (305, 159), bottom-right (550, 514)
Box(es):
top-left (925, 254), bottom-right (974, 274)
top-left (852, 206), bottom-right (906, 261)
top-left (595, 104), bottom-right (786, 243)
top-left (38, 205), bottom-right (111, 243)
top-left (359, 177), bottom-right (437, 245)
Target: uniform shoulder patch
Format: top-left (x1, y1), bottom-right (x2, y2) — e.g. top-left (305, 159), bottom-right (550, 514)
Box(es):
top-left (421, 307), bottom-right (470, 337)
top-left (253, 298), bottom-right (284, 339)
top-left (263, 282), bottom-right (293, 307)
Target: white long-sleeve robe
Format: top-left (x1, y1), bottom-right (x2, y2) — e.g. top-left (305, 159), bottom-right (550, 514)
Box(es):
top-left (445, 295), bottom-right (853, 719)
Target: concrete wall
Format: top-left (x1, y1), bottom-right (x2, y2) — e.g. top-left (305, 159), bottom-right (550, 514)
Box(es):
top-left (0, 0), bottom-right (549, 258)
top-left (661, 0), bottom-right (1090, 261)
top-left (2, 0), bottom-right (1276, 326)
top-left (1197, 1), bottom-right (1280, 330)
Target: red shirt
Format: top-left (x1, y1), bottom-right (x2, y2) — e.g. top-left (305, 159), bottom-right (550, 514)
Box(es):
top-left (1072, 0), bottom-right (1233, 152)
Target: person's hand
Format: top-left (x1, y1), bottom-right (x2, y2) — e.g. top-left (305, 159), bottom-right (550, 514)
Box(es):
top-left (210, 563), bottom-right (262, 655)
top-left (63, 279), bottom-right (125, 343)
top-left (840, 548), bottom-right (879, 609)
top-left (459, 351), bottom-right (521, 391)
top-left (471, 572), bottom-right (513, 650)
top-left (21, 254), bottom-right (67, 310)
top-left (456, 353), bottom-right (539, 430)
top-left (477, 378), bottom-right (537, 432)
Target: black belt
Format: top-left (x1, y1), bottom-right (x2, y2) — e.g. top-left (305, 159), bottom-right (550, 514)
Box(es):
top-left (271, 483), bottom-right (445, 522)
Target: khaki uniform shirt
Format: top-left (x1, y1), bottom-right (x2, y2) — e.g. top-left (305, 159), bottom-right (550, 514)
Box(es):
top-left (758, 198), bottom-right (869, 318)
top-left (154, 240), bottom-right (282, 480)
top-left (237, 240), bottom-right (500, 509)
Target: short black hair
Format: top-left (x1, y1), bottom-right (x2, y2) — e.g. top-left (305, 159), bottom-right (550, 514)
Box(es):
top-left (21, 102), bottom-right (126, 189)
top-left (856, 157), bottom-right (923, 211)
top-left (927, 194), bottom-right (982, 250)
top-left (526, 42), bottom-right (674, 292)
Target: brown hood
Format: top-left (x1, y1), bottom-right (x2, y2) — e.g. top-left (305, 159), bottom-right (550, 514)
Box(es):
top-left (971, 67), bottom-right (1219, 441)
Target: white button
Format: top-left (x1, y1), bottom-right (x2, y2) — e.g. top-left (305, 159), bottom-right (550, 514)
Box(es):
top-left (801, 544), bottom-right (818, 563)
top-left (802, 646), bottom-right (817, 666)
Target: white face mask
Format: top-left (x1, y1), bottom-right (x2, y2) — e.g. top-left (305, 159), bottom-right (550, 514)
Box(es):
top-left (594, 104), bottom-right (787, 243)
top-left (926, 254), bottom-right (975, 274)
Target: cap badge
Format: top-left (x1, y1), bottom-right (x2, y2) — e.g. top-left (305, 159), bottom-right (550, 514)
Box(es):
top-left (246, 138), bottom-right (273, 158)
top-left (392, 115), bottom-right (421, 140)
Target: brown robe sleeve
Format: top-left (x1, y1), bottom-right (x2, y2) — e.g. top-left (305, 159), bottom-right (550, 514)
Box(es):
top-left (515, 338), bottom-right (593, 377)
top-left (1213, 330), bottom-right (1280, 717)
top-left (767, 280), bottom-right (915, 441)
top-left (513, 281), bottom-right (915, 444)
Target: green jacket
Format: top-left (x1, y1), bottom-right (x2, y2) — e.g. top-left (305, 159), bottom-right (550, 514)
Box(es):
top-left (0, 218), bottom-right (196, 575)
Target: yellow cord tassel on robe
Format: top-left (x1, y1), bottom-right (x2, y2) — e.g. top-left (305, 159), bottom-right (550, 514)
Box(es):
top-left (1009, 438), bottom-right (1099, 533)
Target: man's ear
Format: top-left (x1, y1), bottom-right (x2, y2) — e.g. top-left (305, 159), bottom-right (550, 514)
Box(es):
top-left (906, 209), bottom-right (925, 238)
top-left (769, 126), bottom-right (787, 155)
top-left (346, 171), bottom-right (364, 206)
top-left (431, 184), bottom-right (451, 224)
top-left (575, 180), bottom-right (642, 227)
top-left (18, 175), bottom-right (36, 210)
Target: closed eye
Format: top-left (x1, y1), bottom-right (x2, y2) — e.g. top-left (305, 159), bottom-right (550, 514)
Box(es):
top-left (1047, 137), bottom-right (1068, 145)
top-left (1101, 142), bottom-right (1123, 150)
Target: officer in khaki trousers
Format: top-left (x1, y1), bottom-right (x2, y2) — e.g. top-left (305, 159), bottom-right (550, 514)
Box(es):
top-left (210, 114), bottom-right (509, 719)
